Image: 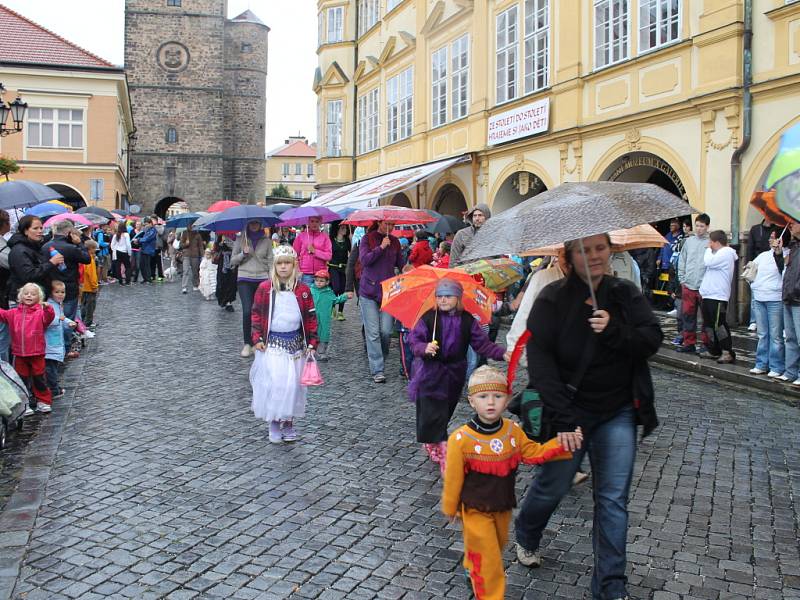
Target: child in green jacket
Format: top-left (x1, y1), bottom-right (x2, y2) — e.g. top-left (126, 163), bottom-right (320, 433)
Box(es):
top-left (310, 269), bottom-right (349, 361)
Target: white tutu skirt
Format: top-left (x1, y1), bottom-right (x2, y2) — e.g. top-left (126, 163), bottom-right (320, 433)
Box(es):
top-left (250, 346), bottom-right (307, 422)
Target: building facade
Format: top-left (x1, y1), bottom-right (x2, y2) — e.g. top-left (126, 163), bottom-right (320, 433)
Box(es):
top-left (0, 5), bottom-right (134, 210)
top-left (314, 0), bottom-right (800, 239)
top-left (125, 1), bottom-right (269, 216)
top-left (266, 136), bottom-right (318, 200)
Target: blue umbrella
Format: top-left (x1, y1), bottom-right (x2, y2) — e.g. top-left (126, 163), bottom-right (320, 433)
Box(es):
top-left (334, 207), bottom-right (358, 219)
top-left (165, 212), bottom-right (204, 228)
top-left (27, 201), bottom-right (70, 219)
top-left (265, 203), bottom-right (297, 216)
top-left (0, 181), bottom-right (64, 210)
top-left (203, 205), bottom-right (279, 232)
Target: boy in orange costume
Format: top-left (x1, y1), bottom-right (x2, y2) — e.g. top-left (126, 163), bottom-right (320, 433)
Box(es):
top-left (441, 366), bottom-right (582, 600)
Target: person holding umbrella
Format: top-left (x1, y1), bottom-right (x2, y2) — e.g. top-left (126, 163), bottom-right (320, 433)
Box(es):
top-left (231, 220), bottom-right (273, 357)
top-left (514, 233), bottom-right (662, 600)
top-left (179, 223), bottom-right (205, 293)
top-left (293, 216), bottom-right (332, 286)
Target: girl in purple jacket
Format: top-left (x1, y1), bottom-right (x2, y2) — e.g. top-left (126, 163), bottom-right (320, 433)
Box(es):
top-left (408, 278), bottom-right (511, 474)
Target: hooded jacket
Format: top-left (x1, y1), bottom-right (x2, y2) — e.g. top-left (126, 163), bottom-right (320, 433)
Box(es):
top-left (677, 232), bottom-right (709, 291)
top-left (0, 302), bottom-right (55, 357)
top-left (293, 230), bottom-right (332, 275)
top-left (7, 233), bottom-right (60, 302)
top-left (449, 203), bottom-right (492, 266)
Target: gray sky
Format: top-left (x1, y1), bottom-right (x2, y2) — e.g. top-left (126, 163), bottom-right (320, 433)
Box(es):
top-left (3, 0), bottom-right (318, 150)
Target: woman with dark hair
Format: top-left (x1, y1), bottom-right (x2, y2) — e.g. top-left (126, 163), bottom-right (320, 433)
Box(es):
top-left (7, 215), bottom-right (64, 301)
top-left (328, 222), bottom-right (351, 321)
top-left (110, 221), bottom-right (132, 285)
top-left (514, 232), bottom-right (662, 600)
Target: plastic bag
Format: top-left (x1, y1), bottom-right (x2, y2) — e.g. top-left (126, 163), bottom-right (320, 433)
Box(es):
top-left (300, 353), bottom-right (324, 386)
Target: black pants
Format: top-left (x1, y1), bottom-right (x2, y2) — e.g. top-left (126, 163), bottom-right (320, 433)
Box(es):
top-left (330, 267), bottom-right (347, 307)
top-left (140, 254), bottom-right (153, 282)
top-left (701, 298), bottom-right (733, 355)
top-left (115, 252), bottom-right (132, 284)
top-left (81, 291), bottom-right (97, 325)
top-left (416, 394), bottom-right (460, 443)
top-left (238, 280), bottom-right (262, 345)
top-left (151, 251), bottom-right (164, 278)
top-left (45, 358), bottom-right (60, 396)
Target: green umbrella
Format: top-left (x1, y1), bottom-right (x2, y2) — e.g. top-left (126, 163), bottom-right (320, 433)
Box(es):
top-left (765, 122), bottom-right (800, 221)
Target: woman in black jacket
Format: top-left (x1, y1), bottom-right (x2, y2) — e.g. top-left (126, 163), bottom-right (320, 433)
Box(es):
top-left (514, 232), bottom-right (662, 600)
top-left (328, 222), bottom-right (351, 320)
top-left (7, 215), bottom-right (64, 302)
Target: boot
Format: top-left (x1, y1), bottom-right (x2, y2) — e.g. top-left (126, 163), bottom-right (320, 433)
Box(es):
top-left (717, 351), bottom-right (735, 364)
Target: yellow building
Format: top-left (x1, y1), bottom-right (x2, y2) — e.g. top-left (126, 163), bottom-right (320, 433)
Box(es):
top-left (0, 5), bottom-right (134, 210)
top-left (266, 136), bottom-right (318, 201)
top-left (314, 0), bottom-right (800, 242)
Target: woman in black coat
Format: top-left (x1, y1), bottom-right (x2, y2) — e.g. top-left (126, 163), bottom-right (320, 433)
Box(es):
top-left (7, 215), bottom-right (64, 302)
top-left (213, 235), bottom-right (237, 312)
top-left (514, 232), bottom-right (662, 600)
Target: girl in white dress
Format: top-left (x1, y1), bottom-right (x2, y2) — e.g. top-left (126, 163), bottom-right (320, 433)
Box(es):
top-left (198, 249), bottom-right (218, 300)
top-left (249, 245), bottom-right (318, 443)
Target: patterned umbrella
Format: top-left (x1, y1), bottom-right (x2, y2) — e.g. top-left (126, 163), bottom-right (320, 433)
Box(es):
top-left (279, 206), bottom-right (341, 226)
top-left (459, 182), bottom-right (697, 263)
top-left (523, 224), bottom-right (668, 256)
top-left (455, 258), bottom-right (525, 291)
top-left (342, 206), bottom-right (436, 227)
top-left (380, 265), bottom-right (495, 329)
top-left (762, 122), bottom-right (800, 222)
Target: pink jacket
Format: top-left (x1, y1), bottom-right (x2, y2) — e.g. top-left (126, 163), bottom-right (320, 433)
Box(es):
top-left (293, 230), bottom-right (332, 275)
top-left (0, 302), bottom-right (56, 357)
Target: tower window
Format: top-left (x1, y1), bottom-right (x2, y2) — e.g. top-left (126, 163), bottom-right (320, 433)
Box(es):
top-left (166, 128), bottom-right (178, 143)
top-left (167, 0), bottom-right (181, 6)
top-left (241, 42), bottom-right (253, 53)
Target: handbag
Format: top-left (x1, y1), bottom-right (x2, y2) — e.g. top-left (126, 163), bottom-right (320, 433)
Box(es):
top-left (741, 260), bottom-right (758, 283)
top-left (300, 353), bottom-right (324, 386)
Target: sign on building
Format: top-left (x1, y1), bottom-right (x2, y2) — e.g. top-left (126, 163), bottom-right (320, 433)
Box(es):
top-left (487, 98), bottom-right (550, 146)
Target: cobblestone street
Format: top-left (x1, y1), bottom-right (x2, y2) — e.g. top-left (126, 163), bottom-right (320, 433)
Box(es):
top-left (0, 282), bottom-right (799, 599)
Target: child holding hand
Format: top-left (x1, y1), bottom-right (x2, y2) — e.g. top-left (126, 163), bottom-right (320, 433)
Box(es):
top-left (0, 283), bottom-right (56, 413)
top-left (442, 366), bottom-right (581, 600)
top-left (309, 269), bottom-right (348, 361)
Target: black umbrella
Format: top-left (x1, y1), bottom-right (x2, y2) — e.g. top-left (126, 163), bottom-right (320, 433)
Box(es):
top-left (0, 180), bottom-right (63, 210)
top-left (426, 214), bottom-right (468, 235)
top-left (77, 206), bottom-right (115, 220)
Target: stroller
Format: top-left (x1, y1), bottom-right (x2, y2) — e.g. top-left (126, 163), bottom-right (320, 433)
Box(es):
top-left (0, 359), bottom-right (31, 450)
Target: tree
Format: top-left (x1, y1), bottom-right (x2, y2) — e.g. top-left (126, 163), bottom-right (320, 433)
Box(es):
top-left (0, 156), bottom-right (20, 181)
top-left (270, 184), bottom-right (291, 198)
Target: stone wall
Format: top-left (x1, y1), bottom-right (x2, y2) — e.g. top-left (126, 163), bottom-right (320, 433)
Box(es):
top-left (130, 154), bottom-right (224, 213)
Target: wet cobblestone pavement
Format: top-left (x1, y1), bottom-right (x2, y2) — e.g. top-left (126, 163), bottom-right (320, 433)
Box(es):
top-left (0, 281), bottom-right (799, 599)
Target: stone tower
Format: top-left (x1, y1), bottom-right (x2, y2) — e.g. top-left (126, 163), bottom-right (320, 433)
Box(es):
top-left (124, 0), bottom-right (268, 215)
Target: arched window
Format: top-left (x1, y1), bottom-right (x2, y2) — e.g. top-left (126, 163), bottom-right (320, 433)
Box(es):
top-left (166, 127), bottom-right (178, 144)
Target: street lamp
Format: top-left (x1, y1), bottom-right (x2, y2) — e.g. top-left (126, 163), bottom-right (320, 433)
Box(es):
top-left (0, 83), bottom-right (27, 137)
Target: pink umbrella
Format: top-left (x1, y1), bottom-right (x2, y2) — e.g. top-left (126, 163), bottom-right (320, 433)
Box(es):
top-left (43, 213), bottom-right (95, 228)
top-left (208, 200), bottom-right (241, 213)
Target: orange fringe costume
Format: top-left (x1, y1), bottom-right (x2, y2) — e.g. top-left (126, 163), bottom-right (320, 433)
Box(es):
top-left (442, 418), bottom-right (570, 600)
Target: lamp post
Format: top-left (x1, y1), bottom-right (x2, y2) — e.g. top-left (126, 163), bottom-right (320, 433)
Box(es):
top-left (0, 83), bottom-right (27, 137)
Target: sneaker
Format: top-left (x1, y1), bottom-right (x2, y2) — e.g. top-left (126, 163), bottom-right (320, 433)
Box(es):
top-left (767, 371), bottom-right (782, 378)
top-left (224, 304), bottom-right (234, 312)
top-left (749, 367), bottom-right (767, 375)
top-left (317, 353), bottom-right (328, 362)
top-left (777, 374), bottom-right (791, 382)
top-left (23, 406), bottom-right (34, 416)
top-left (268, 421), bottom-right (282, 444)
top-left (241, 344), bottom-right (252, 358)
top-left (156, 277), bottom-right (164, 282)
top-left (666, 309), bottom-right (677, 317)
top-left (573, 471), bottom-right (590, 485)
top-left (373, 373), bottom-right (386, 383)
top-left (793, 378), bottom-right (800, 387)
top-left (675, 344), bottom-right (696, 354)
top-left (697, 350), bottom-right (721, 360)
top-left (182, 288), bottom-right (188, 294)
top-left (35, 402), bottom-right (52, 414)
top-left (281, 421), bottom-right (298, 442)
top-left (516, 543), bottom-right (542, 568)
top-left (336, 312), bottom-right (346, 321)
top-left (748, 322), bottom-right (758, 332)
top-left (192, 286), bottom-right (200, 291)
top-left (671, 336), bottom-right (683, 346)
top-left (52, 388), bottom-right (65, 400)
top-left (716, 352), bottom-right (735, 364)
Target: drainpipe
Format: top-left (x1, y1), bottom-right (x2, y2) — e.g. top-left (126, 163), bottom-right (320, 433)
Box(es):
top-left (730, 0), bottom-right (752, 246)
top-left (351, 1), bottom-right (359, 185)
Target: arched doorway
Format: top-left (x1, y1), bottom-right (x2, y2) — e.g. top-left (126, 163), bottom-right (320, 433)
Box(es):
top-left (492, 171), bottom-right (547, 214)
top-left (433, 184), bottom-right (467, 218)
top-left (388, 192), bottom-right (412, 207)
top-left (600, 151), bottom-right (689, 234)
top-left (46, 183), bottom-right (86, 210)
top-left (155, 197), bottom-right (188, 219)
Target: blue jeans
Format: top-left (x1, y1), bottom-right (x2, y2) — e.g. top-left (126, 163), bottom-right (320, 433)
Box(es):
top-left (753, 300), bottom-right (784, 373)
top-left (0, 322), bottom-right (9, 363)
top-left (359, 296), bottom-right (393, 375)
top-left (783, 304), bottom-right (800, 380)
top-left (750, 295), bottom-right (757, 326)
top-left (237, 280), bottom-right (263, 345)
top-left (515, 406), bottom-right (636, 600)
top-left (63, 298), bottom-right (79, 348)
top-left (300, 274), bottom-right (315, 286)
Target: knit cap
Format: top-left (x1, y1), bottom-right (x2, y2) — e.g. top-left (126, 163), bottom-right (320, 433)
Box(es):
top-left (435, 278), bottom-right (463, 298)
top-left (467, 365), bottom-right (508, 396)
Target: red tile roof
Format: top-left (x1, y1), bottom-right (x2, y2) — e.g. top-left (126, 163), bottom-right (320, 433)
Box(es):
top-left (0, 4), bottom-right (116, 69)
top-left (269, 139), bottom-right (317, 158)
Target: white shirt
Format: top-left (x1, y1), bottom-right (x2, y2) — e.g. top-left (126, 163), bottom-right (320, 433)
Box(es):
top-left (699, 246), bottom-right (737, 301)
top-left (110, 232), bottom-right (132, 259)
top-left (750, 249), bottom-right (784, 303)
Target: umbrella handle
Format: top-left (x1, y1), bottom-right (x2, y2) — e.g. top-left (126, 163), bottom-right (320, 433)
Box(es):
top-left (578, 238), bottom-right (599, 312)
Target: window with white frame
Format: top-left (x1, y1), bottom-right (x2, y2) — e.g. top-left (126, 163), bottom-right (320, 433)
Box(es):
top-left (358, 88), bottom-right (379, 154)
top-left (451, 35), bottom-right (469, 120)
top-left (431, 46), bottom-right (448, 128)
top-left (326, 99), bottom-right (343, 157)
top-left (327, 6), bottom-right (344, 43)
top-left (594, 0), bottom-right (629, 68)
top-left (638, 0), bottom-right (679, 52)
top-left (358, 0), bottom-right (379, 36)
top-left (27, 108), bottom-right (83, 148)
top-left (387, 67), bottom-right (413, 144)
top-left (524, 0), bottom-right (549, 93)
top-left (496, 6), bottom-right (518, 104)
top-left (318, 12), bottom-right (324, 46)
top-left (307, 162), bottom-right (314, 176)
top-left (295, 163), bottom-right (302, 175)
top-left (282, 163), bottom-right (290, 176)
top-left (387, 0), bottom-right (403, 11)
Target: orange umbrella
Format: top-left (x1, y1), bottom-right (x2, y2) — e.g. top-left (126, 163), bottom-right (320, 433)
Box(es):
top-left (522, 224), bottom-right (668, 256)
top-left (750, 190), bottom-right (790, 227)
top-left (380, 265), bottom-right (495, 329)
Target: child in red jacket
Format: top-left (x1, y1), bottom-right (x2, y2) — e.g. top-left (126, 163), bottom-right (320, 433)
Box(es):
top-left (0, 283), bottom-right (56, 413)
top-left (408, 231), bottom-right (434, 268)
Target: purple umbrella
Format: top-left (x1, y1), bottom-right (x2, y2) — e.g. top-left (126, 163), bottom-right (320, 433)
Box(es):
top-left (279, 206), bottom-right (341, 226)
